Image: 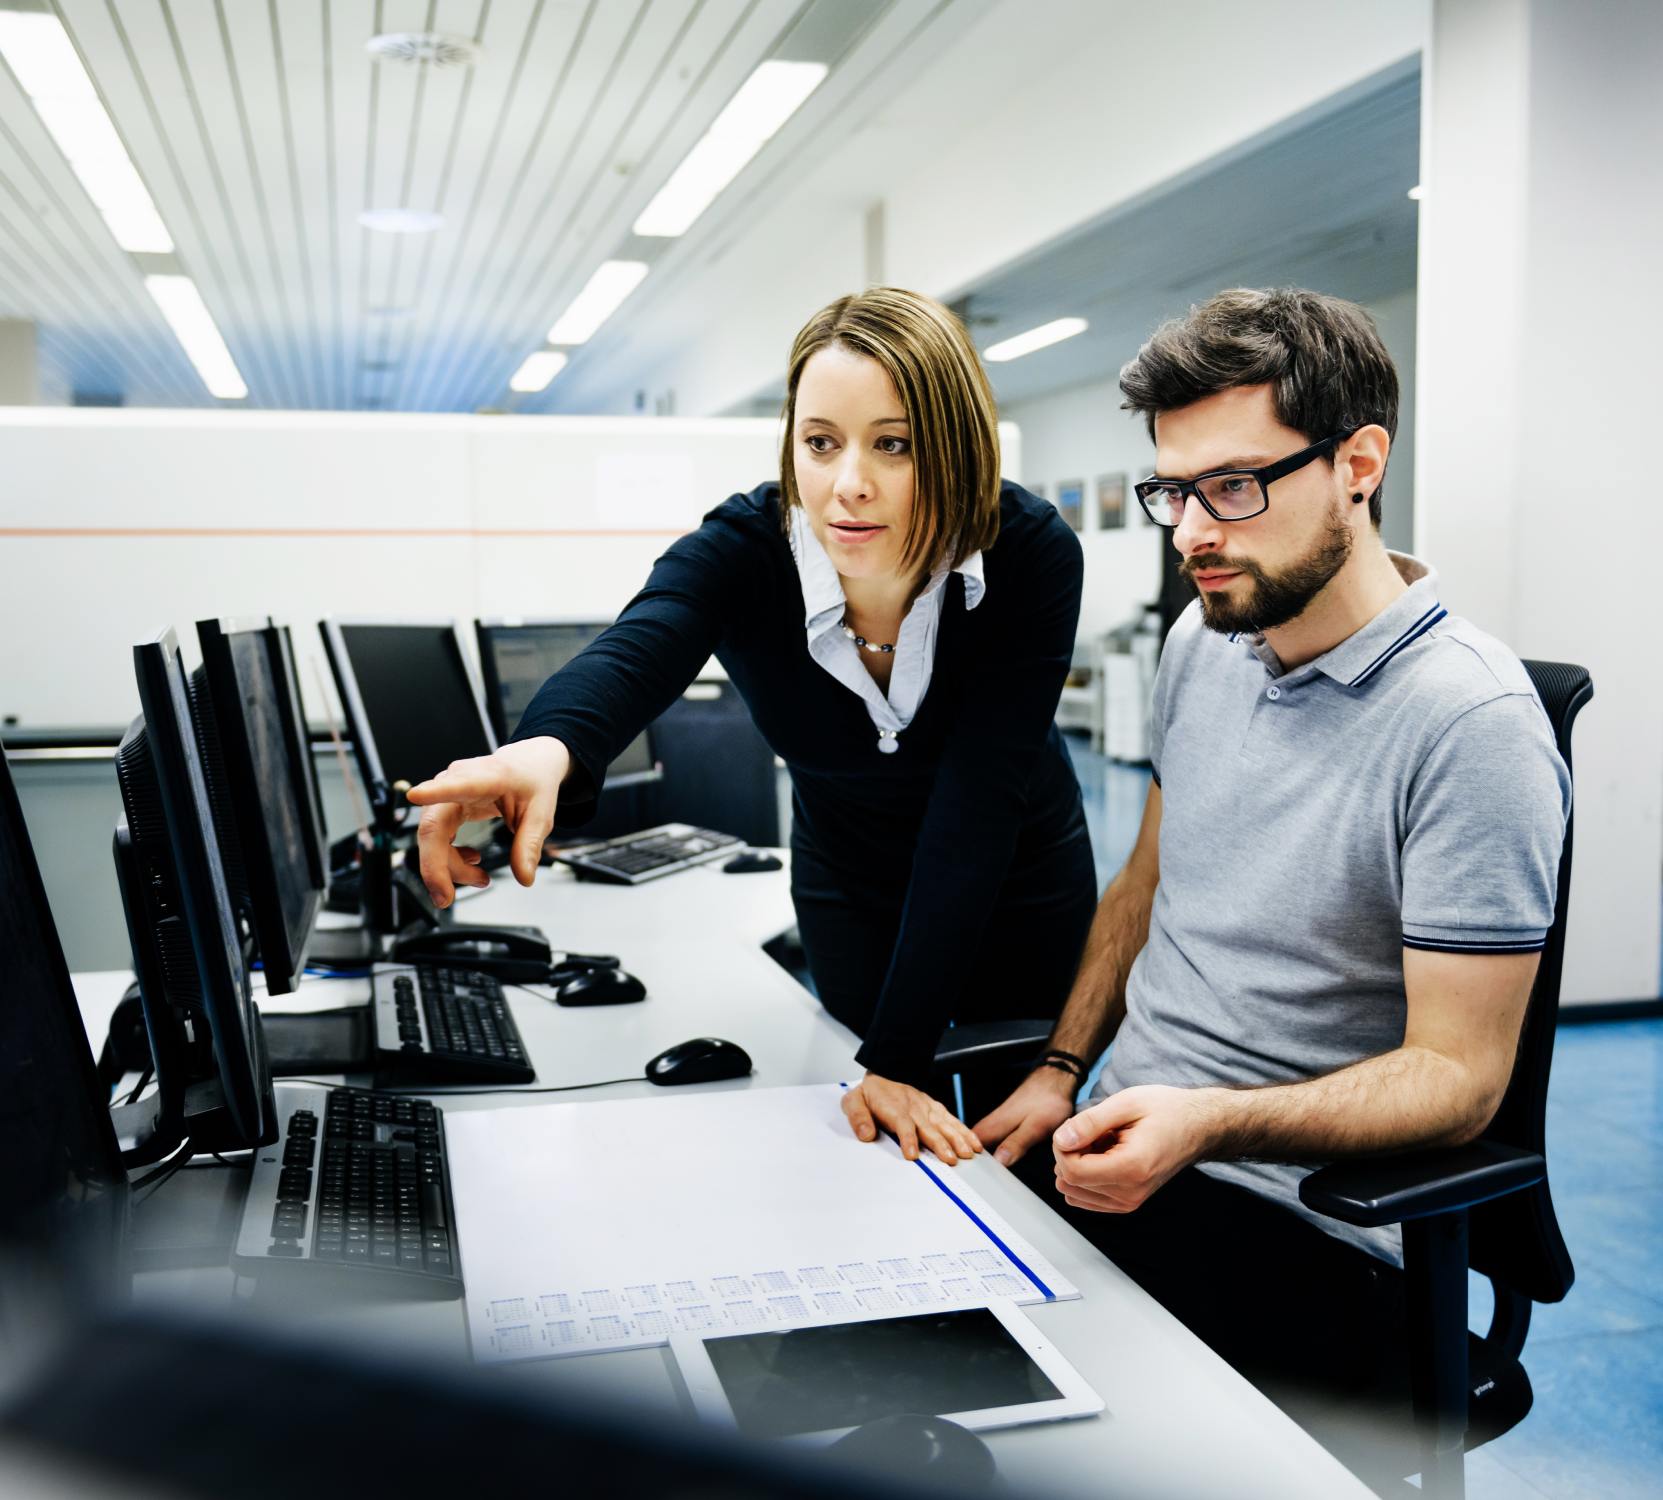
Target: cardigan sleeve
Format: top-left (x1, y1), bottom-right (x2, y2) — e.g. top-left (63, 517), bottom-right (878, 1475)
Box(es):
top-left (508, 493), bottom-right (763, 826)
top-left (853, 509), bottom-right (1085, 1085)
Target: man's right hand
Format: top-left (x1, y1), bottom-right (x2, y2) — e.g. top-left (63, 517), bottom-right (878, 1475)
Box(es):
top-left (972, 1066), bottom-right (1081, 1167)
top-left (405, 736), bottom-right (571, 907)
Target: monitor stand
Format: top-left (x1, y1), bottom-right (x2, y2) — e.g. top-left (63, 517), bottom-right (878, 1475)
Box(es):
top-left (314, 803), bottom-right (552, 979)
top-left (257, 1007), bottom-right (373, 1076)
top-left (110, 1011), bottom-right (280, 1168)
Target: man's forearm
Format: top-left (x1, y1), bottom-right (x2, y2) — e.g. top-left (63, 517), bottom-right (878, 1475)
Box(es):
top-left (1196, 1044), bottom-right (1503, 1162)
top-left (1046, 867), bottom-right (1157, 1063)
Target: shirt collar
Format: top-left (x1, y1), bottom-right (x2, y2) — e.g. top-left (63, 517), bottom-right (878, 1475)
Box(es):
top-left (789, 508), bottom-right (986, 632)
top-left (1243, 552), bottom-right (1446, 687)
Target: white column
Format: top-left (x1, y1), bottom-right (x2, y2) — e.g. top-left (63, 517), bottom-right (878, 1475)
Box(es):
top-left (0, 319), bottom-right (38, 405)
top-left (1417, 0), bottom-right (1663, 1004)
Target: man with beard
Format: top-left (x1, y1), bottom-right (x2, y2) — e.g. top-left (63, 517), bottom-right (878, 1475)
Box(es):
top-left (973, 288), bottom-right (1571, 1438)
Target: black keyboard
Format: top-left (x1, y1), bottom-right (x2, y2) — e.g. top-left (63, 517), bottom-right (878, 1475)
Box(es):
top-left (372, 964), bottom-right (534, 1085)
top-left (232, 1084), bottom-right (462, 1299)
top-left (553, 822), bottom-right (742, 884)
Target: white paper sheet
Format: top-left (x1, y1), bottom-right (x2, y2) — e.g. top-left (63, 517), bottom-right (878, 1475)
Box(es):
top-left (444, 1084), bottom-right (1079, 1363)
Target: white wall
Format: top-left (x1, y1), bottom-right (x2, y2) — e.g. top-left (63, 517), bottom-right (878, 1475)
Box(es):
top-left (0, 411), bottom-right (781, 728)
top-left (1416, 0), bottom-right (1663, 1005)
top-left (1002, 382), bottom-right (1162, 639)
top-left (0, 409), bottom-right (1017, 730)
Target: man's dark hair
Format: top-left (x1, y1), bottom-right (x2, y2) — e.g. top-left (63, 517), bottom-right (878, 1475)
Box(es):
top-left (1119, 288), bottom-right (1400, 527)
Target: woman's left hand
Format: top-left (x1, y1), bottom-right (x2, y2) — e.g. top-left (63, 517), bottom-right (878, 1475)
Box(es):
top-left (840, 1073), bottom-right (984, 1165)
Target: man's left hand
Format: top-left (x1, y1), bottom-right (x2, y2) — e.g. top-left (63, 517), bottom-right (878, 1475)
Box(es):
top-left (1052, 1084), bottom-right (1222, 1212)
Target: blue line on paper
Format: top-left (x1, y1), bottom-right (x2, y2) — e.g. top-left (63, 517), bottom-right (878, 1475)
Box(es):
top-left (913, 1160), bottom-right (1055, 1300)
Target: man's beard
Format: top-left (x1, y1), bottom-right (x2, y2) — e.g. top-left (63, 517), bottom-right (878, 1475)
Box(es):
top-left (1184, 508), bottom-right (1354, 635)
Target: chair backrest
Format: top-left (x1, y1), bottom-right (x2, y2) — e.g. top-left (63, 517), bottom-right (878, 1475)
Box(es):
top-left (1468, 659), bottom-right (1594, 1305)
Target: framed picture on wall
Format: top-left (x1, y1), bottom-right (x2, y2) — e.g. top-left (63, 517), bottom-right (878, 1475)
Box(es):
top-left (1096, 473), bottom-right (1127, 530)
top-left (1057, 479), bottom-right (1084, 532)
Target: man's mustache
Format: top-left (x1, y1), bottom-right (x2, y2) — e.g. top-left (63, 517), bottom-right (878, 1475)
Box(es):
top-left (1181, 554), bottom-right (1264, 583)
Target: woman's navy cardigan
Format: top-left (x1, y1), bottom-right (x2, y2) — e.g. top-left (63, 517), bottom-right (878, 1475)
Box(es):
top-left (512, 480), bottom-right (1086, 1084)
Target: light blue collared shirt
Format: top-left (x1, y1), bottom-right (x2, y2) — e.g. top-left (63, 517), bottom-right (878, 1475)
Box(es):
top-left (789, 508), bottom-right (986, 754)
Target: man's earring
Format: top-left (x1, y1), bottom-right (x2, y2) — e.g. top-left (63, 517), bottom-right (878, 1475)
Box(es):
top-left (1352, 492), bottom-right (1366, 504)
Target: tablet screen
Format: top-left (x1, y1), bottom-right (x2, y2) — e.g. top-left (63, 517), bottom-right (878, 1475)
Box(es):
top-left (700, 1308), bottom-right (1063, 1439)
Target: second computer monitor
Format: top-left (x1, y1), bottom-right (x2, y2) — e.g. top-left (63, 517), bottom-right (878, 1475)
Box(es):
top-left (192, 617), bottom-right (326, 995)
top-left (321, 621), bottom-right (498, 800)
top-left (474, 620), bottom-right (659, 787)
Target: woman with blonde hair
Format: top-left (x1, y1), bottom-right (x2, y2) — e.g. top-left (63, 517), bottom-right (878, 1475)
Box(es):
top-left (410, 287), bottom-right (1096, 1162)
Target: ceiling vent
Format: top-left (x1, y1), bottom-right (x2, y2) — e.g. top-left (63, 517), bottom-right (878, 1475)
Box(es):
top-left (365, 32), bottom-right (480, 68)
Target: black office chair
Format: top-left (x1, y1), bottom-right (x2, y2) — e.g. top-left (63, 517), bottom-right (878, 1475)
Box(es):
top-left (1298, 659), bottom-right (1593, 1500)
top-left (932, 1021), bottom-right (1056, 1123)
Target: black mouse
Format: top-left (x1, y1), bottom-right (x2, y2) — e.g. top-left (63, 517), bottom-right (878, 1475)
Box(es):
top-left (645, 1037), bottom-right (752, 1086)
top-left (723, 849), bottom-right (783, 874)
top-left (554, 967), bottom-right (646, 1007)
top-left (829, 1414), bottom-right (997, 1489)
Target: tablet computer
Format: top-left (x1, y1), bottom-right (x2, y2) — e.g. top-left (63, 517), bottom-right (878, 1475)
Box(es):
top-left (670, 1300), bottom-right (1103, 1441)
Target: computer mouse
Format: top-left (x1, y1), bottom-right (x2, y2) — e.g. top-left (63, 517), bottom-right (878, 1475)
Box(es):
top-left (554, 966), bottom-right (646, 1007)
top-left (829, 1414), bottom-right (997, 1489)
top-left (723, 849), bottom-right (783, 874)
top-left (645, 1037), bottom-right (753, 1086)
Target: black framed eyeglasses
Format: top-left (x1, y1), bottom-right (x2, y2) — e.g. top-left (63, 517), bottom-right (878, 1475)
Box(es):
top-left (1133, 431), bottom-right (1354, 528)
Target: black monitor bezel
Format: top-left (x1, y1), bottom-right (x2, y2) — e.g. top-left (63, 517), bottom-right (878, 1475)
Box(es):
top-left (320, 618), bottom-right (498, 802)
top-left (473, 617), bottom-right (661, 789)
top-left (0, 738), bottom-right (129, 1237)
top-left (195, 616), bottom-right (325, 995)
top-left (132, 629), bottom-right (270, 1147)
top-left (275, 623), bottom-right (329, 889)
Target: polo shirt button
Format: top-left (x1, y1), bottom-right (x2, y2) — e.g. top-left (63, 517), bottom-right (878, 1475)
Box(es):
top-left (1266, 686), bottom-right (1281, 700)
top-left (877, 731), bottom-right (899, 754)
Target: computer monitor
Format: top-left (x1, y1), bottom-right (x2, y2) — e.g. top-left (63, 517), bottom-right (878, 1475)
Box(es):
top-left (111, 629), bottom-right (276, 1159)
top-left (320, 620), bottom-right (499, 803)
top-left (276, 622), bottom-right (330, 888)
top-left (474, 619), bottom-right (659, 787)
top-left (0, 739), bottom-right (129, 1328)
top-left (188, 617), bottom-right (326, 995)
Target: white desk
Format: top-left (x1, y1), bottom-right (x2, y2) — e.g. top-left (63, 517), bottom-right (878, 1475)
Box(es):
top-left (75, 857), bottom-right (1371, 1500)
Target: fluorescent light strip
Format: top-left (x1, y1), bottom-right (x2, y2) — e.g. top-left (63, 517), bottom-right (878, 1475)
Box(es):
top-left (509, 350), bottom-right (568, 393)
top-left (983, 317), bottom-right (1089, 363)
top-left (633, 60), bottom-right (827, 237)
top-left (547, 261), bottom-right (649, 345)
top-left (145, 275), bottom-right (247, 399)
top-left (0, 11), bottom-right (173, 253)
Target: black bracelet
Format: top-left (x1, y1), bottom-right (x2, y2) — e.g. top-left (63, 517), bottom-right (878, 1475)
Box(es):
top-left (1037, 1050), bottom-right (1087, 1081)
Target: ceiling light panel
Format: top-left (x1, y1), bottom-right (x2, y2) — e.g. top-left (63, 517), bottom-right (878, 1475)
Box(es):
top-left (359, 208), bottom-right (445, 234)
top-left (633, 60), bottom-right (827, 237)
top-left (547, 261), bottom-right (649, 345)
top-left (144, 275), bottom-right (247, 399)
top-left (983, 318), bottom-right (1089, 362)
top-left (509, 350), bottom-right (568, 393)
top-left (0, 10), bottom-right (173, 253)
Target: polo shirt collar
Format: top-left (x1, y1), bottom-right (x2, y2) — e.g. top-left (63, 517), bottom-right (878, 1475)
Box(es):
top-left (1243, 552), bottom-right (1447, 687)
top-left (789, 507), bottom-right (986, 632)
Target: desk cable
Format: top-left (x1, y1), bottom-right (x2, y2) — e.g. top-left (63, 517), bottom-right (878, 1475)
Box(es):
top-left (128, 1142), bottom-right (252, 1204)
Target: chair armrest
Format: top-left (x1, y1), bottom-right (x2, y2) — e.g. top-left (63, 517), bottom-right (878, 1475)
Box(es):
top-left (1298, 1141), bottom-right (1545, 1229)
top-left (932, 1020), bottom-right (1052, 1073)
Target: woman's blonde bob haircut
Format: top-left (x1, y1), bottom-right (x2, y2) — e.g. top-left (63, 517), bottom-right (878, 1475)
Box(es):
top-left (779, 287), bottom-right (1002, 575)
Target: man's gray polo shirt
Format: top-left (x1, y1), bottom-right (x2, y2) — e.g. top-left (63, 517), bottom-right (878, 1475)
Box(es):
top-left (1094, 554), bottom-right (1571, 1263)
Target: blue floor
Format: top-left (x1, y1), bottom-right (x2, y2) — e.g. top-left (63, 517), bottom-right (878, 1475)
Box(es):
top-left (1063, 735), bottom-right (1663, 1499)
